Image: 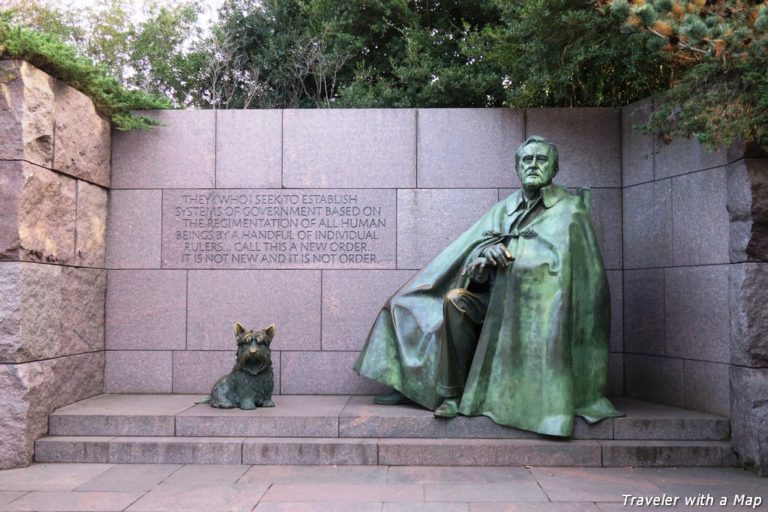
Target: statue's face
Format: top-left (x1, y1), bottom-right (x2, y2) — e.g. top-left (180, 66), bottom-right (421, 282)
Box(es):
top-left (516, 142), bottom-right (556, 191)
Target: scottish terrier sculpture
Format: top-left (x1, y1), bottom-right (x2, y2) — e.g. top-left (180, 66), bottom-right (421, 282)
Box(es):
top-left (200, 322), bottom-right (275, 410)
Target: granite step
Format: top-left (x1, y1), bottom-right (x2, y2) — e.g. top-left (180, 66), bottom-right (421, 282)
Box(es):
top-left (34, 436), bottom-right (736, 467)
top-left (46, 394), bottom-right (731, 441)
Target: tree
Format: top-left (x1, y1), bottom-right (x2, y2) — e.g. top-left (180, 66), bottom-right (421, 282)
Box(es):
top-left (2, 0), bottom-right (210, 107)
top-left (609, 0), bottom-right (768, 149)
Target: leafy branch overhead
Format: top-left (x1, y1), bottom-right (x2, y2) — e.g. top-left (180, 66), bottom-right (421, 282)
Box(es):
top-left (607, 0), bottom-right (768, 149)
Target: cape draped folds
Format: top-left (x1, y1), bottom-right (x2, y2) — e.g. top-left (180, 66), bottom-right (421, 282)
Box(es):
top-left (353, 184), bottom-right (623, 436)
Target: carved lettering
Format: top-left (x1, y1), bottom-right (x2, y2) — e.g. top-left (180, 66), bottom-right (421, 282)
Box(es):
top-left (162, 189), bottom-right (394, 269)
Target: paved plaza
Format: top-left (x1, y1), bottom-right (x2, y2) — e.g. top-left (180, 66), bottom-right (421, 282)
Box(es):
top-left (0, 463), bottom-right (765, 511)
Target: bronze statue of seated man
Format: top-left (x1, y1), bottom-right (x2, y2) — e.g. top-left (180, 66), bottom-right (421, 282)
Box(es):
top-left (354, 136), bottom-right (622, 437)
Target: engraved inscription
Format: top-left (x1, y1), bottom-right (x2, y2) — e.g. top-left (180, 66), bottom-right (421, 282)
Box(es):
top-left (162, 189), bottom-right (395, 268)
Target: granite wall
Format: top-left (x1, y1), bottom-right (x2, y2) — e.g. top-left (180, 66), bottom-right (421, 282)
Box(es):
top-left (622, 99), bottom-right (768, 473)
top-left (0, 61), bottom-right (109, 468)
top-left (106, 108), bottom-right (625, 398)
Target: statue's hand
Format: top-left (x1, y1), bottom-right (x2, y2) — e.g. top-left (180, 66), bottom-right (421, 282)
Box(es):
top-left (463, 257), bottom-right (490, 283)
top-left (482, 243), bottom-right (513, 268)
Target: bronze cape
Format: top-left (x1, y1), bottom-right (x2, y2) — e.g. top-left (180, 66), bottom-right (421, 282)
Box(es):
top-left (354, 185), bottom-right (622, 436)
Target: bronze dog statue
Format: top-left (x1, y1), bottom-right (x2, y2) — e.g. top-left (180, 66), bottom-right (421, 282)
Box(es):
top-left (200, 322), bottom-right (275, 410)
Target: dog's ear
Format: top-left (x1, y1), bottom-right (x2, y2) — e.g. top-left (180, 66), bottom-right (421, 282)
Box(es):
top-left (234, 322), bottom-right (245, 339)
top-left (264, 324), bottom-right (276, 343)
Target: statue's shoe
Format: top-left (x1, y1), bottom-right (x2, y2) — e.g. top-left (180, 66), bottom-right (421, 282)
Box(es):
top-left (434, 398), bottom-right (459, 418)
top-left (373, 389), bottom-right (412, 405)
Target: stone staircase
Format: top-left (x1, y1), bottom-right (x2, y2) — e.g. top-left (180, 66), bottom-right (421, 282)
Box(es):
top-left (35, 395), bottom-right (735, 467)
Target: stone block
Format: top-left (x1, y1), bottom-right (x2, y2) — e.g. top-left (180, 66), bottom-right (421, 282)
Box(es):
top-left (176, 395), bottom-right (346, 437)
top-left (683, 360), bottom-right (730, 416)
top-left (0, 61), bottom-right (54, 168)
top-left (530, 467), bottom-right (660, 503)
top-left (283, 109), bottom-right (416, 188)
top-left (322, 270), bottom-right (415, 351)
top-left (0, 352), bottom-right (104, 469)
top-left (51, 79), bottom-right (111, 187)
top-left (106, 270), bottom-right (186, 351)
top-left (665, 266), bottom-right (729, 363)
top-left (424, 483), bottom-right (548, 503)
top-left (623, 180), bottom-right (672, 269)
top-left (623, 269), bottom-right (665, 356)
top-left (108, 437), bottom-right (243, 464)
top-left (105, 189), bottom-right (161, 269)
top-left (338, 396), bottom-right (611, 440)
top-left (49, 394), bottom-right (199, 436)
top-left (730, 263), bottom-right (768, 367)
top-left (526, 108), bottom-right (621, 187)
top-left (75, 181), bottom-right (108, 267)
top-left (243, 438), bottom-right (378, 465)
top-left (397, 189), bottom-right (499, 269)
top-left (104, 351), bottom-right (172, 393)
top-left (672, 167), bottom-right (729, 266)
top-left (590, 188), bottom-right (622, 270)
top-left (75, 464), bottom-right (183, 492)
top-left (187, 270), bottom-right (321, 351)
top-left (111, 110), bottom-right (215, 189)
top-left (600, 440), bottom-right (732, 467)
top-left (612, 397), bottom-right (730, 441)
top-left (281, 351), bottom-right (388, 395)
top-left (655, 136), bottom-right (727, 179)
top-left (34, 436), bottom-right (111, 463)
top-left (173, 350), bottom-right (281, 394)
top-left (239, 464), bottom-right (388, 484)
top-left (607, 271), bottom-right (622, 353)
top-left (378, 439), bottom-right (602, 466)
top-left (622, 99), bottom-right (654, 187)
top-left (0, 161), bottom-right (76, 264)
top-left (59, 266), bottom-right (107, 356)
top-left (417, 109), bottom-right (524, 188)
top-left (608, 353), bottom-right (623, 397)
top-left (729, 366), bottom-right (768, 475)
top-left (727, 158), bottom-right (768, 262)
top-left (215, 110), bottom-right (282, 188)
top-left (0, 263), bottom-right (105, 363)
top-left (624, 354), bottom-right (684, 407)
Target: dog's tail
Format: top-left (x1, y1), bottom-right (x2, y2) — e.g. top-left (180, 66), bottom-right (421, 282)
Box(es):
top-left (196, 395), bottom-right (212, 405)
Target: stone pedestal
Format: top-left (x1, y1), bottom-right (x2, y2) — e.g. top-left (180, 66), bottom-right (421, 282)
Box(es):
top-left (0, 61), bottom-right (110, 469)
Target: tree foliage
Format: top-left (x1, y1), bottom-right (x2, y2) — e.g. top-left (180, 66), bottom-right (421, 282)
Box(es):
top-left (0, 11), bottom-right (169, 130)
top-left (609, 0), bottom-right (768, 149)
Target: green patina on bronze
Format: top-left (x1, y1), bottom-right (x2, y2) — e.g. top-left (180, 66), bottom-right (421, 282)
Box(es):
top-left (354, 136), bottom-right (623, 437)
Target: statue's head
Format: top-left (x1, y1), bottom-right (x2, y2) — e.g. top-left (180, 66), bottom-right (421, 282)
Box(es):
top-left (514, 136), bottom-right (559, 192)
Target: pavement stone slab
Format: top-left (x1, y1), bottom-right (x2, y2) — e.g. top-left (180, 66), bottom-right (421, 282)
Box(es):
top-left (0, 464), bottom-right (113, 492)
top-left (423, 483), bottom-right (548, 503)
top-left (0, 491), bottom-right (141, 511)
top-left (126, 482), bottom-right (268, 512)
top-left (239, 465), bottom-right (387, 484)
top-left (255, 504), bottom-right (382, 512)
top-left (74, 464), bottom-right (181, 492)
top-left (160, 464), bottom-right (250, 487)
top-left (470, 505), bottom-right (600, 512)
top-left (385, 504), bottom-right (469, 512)
top-left (530, 467), bottom-right (662, 502)
top-left (635, 467), bottom-right (768, 499)
top-left (0, 494), bottom-right (25, 508)
top-left (261, 484), bottom-right (424, 503)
